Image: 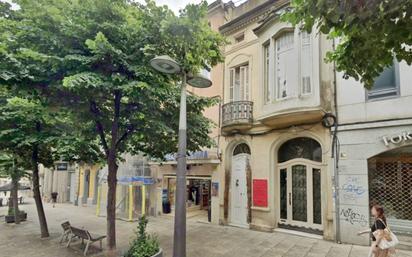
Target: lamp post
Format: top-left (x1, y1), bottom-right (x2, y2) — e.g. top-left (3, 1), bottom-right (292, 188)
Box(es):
top-left (150, 55), bottom-right (212, 257)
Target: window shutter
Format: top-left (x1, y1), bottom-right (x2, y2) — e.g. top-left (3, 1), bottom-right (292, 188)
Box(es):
top-left (229, 68), bottom-right (235, 102)
top-left (300, 31), bottom-right (312, 95)
top-left (240, 66), bottom-right (249, 101)
top-left (264, 44), bottom-right (270, 103)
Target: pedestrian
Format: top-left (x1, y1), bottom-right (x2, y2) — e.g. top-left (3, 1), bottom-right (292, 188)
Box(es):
top-left (358, 205), bottom-right (396, 257)
top-left (51, 192), bottom-right (58, 208)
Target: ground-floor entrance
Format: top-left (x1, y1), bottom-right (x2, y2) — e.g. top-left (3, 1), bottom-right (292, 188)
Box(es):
top-left (278, 160), bottom-right (322, 233)
top-left (277, 137), bottom-right (323, 234)
top-left (164, 175), bottom-right (211, 222)
top-left (368, 145), bottom-right (412, 234)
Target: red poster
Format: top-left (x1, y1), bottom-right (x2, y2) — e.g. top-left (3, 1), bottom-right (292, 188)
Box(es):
top-left (253, 179), bottom-right (268, 207)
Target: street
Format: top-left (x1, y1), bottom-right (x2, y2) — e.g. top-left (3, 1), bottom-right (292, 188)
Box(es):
top-left (1, 200), bottom-right (412, 257)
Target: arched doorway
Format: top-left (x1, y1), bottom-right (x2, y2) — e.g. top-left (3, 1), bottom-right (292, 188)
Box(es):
top-left (368, 145), bottom-right (412, 234)
top-left (230, 143), bottom-right (251, 227)
top-left (277, 137), bottom-right (323, 233)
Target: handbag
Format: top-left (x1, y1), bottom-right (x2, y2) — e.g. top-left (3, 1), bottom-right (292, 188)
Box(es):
top-left (372, 218), bottom-right (399, 249)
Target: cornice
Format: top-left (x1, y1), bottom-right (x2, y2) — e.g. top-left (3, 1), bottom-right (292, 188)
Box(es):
top-left (219, 0), bottom-right (289, 36)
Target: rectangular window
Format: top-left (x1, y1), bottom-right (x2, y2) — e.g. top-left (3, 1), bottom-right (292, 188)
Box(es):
top-left (367, 62), bottom-right (399, 100)
top-left (229, 65), bottom-right (249, 102)
top-left (300, 31), bottom-right (312, 95)
top-left (276, 32), bottom-right (297, 100)
top-left (263, 43), bottom-right (270, 103)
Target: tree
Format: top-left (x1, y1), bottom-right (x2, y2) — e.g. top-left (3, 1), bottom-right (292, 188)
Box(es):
top-left (0, 153), bottom-right (28, 224)
top-left (0, 0), bottom-right (224, 250)
top-left (0, 90), bottom-right (102, 237)
top-left (283, 0), bottom-right (412, 88)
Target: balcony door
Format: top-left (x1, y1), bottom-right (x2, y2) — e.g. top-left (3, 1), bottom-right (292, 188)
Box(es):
top-left (229, 65), bottom-right (249, 102)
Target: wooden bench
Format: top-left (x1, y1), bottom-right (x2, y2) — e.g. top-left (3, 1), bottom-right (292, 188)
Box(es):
top-left (60, 221), bottom-right (72, 243)
top-left (66, 225), bottom-right (106, 256)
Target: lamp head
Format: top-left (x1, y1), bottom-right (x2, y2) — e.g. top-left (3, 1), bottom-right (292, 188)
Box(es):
top-left (150, 55), bottom-right (181, 74)
top-left (187, 73), bottom-right (212, 88)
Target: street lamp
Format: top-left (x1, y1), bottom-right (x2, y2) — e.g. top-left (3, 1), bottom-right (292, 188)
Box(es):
top-left (150, 55), bottom-right (212, 257)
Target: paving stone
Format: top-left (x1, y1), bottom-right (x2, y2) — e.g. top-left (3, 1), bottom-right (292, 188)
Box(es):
top-left (1, 200), bottom-right (412, 257)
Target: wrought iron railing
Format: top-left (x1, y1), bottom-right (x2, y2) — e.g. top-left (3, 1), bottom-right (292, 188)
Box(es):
top-left (221, 101), bottom-right (253, 127)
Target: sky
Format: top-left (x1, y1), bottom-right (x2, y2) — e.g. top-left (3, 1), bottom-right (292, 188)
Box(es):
top-left (2, 0), bottom-right (248, 14)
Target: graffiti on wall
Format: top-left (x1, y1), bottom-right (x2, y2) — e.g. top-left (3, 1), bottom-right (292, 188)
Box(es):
top-left (340, 208), bottom-right (368, 226)
top-left (341, 177), bottom-right (366, 201)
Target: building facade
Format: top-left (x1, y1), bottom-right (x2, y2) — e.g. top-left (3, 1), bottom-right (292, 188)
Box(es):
top-left (212, 0), bottom-right (412, 248)
top-left (216, 0), bottom-right (336, 240)
top-left (335, 60), bottom-right (412, 246)
top-left (149, 1), bottom-right (228, 224)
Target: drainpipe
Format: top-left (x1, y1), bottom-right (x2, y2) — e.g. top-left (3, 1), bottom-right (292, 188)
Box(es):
top-left (331, 38), bottom-right (341, 243)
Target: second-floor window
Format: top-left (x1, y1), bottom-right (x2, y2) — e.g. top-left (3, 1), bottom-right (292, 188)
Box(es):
top-left (367, 61), bottom-right (399, 101)
top-left (276, 32), bottom-right (296, 99)
top-left (263, 29), bottom-right (314, 103)
top-left (229, 64), bottom-right (249, 102)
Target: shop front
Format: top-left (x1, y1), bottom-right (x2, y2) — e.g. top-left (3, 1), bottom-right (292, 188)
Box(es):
top-left (163, 175), bottom-right (211, 222)
top-left (150, 150), bottom-right (220, 224)
top-left (336, 125), bottom-right (412, 246)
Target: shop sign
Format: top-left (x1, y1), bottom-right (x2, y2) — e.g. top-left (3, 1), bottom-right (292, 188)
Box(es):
top-left (118, 176), bottom-right (155, 185)
top-left (164, 151), bottom-right (209, 161)
top-left (252, 179), bottom-right (268, 207)
top-left (56, 162), bottom-right (68, 171)
top-left (382, 131), bottom-right (412, 147)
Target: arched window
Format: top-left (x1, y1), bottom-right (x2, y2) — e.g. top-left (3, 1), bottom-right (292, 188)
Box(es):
top-left (278, 137), bottom-right (321, 163)
top-left (233, 143), bottom-right (251, 156)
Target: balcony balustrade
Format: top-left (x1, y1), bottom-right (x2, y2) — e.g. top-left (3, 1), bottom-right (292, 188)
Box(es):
top-left (221, 101), bottom-right (253, 131)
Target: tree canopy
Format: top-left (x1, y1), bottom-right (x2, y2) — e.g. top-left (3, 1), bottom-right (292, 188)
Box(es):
top-left (0, 0), bottom-right (225, 248)
top-left (283, 0), bottom-right (412, 88)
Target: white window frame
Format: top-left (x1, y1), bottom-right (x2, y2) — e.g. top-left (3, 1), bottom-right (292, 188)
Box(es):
top-left (263, 42), bottom-right (271, 103)
top-left (263, 29), bottom-right (314, 104)
top-left (275, 31), bottom-right (296, 100)
top-left (299, 30), bottom-right (313, 96)
top-left (229, 64), bottom-right (249, 102)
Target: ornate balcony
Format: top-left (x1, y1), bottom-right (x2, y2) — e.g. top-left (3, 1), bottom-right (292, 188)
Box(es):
top-left (221, 101), bottom-right (253, 132)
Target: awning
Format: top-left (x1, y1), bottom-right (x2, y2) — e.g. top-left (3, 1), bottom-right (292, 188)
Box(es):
top-left (117, 176), bottom-right (155, 185)
top-left (0, 182), bottom-right (31, 192)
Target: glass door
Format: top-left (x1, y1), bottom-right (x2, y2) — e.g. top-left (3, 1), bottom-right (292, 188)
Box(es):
top-left (278, 160), bottom-right (322, 230)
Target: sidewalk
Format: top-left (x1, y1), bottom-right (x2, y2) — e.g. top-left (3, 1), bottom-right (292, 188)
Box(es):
top-left (1, 200), bottom-right (411, 257)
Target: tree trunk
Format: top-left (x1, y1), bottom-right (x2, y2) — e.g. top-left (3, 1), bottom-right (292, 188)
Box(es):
top-left (32, 145), bottom-right (49, 238)
top-left (106, 155), bottom-right (118, 251)
top-left (106, 90), bottom-right (121, 251)
top-left (11, 177), bottom-right (20, 224)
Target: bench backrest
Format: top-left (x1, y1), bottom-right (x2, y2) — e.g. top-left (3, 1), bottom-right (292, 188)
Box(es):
top-left (61, 221), bottom-right (71, 232)
top-left (71, 227), bottom-right (91, 240)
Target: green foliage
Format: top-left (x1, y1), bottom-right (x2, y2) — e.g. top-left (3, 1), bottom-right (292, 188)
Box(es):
top-left (283, 0), bottom-right (412, 88)
top-left (0, 153), bottom-right (28, 181)
top-left (0, 90), bottom-right (102, 169)
top-left (125, 216), bottom-right (160, 257)
top-left (0, 0), bottom-right (225, 161)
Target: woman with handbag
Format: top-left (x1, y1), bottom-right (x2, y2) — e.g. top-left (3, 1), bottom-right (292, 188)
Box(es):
top-left (358, 205), bottom-right (397, 257)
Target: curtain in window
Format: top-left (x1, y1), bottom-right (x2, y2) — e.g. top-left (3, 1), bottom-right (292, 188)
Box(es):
top-left (276, 32), bottom-right (297, 99)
